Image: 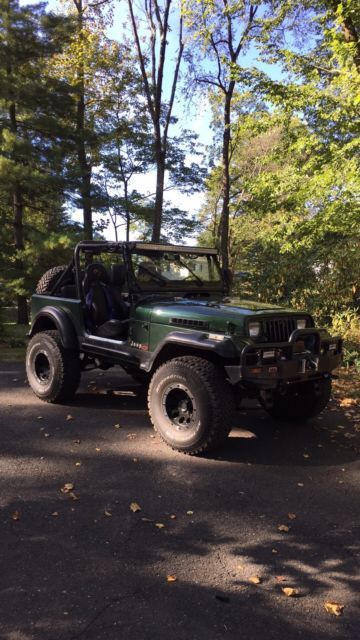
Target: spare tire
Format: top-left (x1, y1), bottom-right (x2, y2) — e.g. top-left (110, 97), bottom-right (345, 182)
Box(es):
top-left (36, 265), bottom-right (68, 295)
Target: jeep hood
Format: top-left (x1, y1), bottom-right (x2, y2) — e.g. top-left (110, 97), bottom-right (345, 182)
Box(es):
top-left (142, 297), bottom-right (294, 334)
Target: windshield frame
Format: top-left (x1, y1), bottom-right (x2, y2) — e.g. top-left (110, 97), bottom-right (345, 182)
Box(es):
top-left (126, 247), bottom-right (224, 295)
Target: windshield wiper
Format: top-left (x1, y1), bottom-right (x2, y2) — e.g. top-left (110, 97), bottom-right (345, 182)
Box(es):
top-left (175, 257), bottom-right (204, 287)
top-left (138, 264), bottom-right (167, 286)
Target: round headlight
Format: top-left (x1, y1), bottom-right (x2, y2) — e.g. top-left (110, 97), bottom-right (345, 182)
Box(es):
top-left (249, 321), bottom-right (261, 337)
top-left (297, 318), bottom-right (307, 330)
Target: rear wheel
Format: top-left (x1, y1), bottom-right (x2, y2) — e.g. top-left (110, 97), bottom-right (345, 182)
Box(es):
top-left (262, 378), bottom-right (332, 422)
top-left (148, 356), bottom-right (234, 455)
top-left (26, 330), bottom-right (81, 403)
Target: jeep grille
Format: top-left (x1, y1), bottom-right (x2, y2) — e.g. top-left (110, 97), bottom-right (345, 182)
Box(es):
top-left (263, 318), bottom-right (297, 342)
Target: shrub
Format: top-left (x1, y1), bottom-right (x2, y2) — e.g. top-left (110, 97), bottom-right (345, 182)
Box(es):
top-left (331, 309), bottom-right (360, 371)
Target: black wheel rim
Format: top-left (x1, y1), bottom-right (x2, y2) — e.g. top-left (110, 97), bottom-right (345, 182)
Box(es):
top-left (34, 352), bottom-right (51, 384)
top-left (162, 383), bottom-right (197, 430)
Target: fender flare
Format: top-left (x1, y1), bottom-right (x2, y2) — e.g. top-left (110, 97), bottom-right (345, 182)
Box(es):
top-left (29, 306), bottom-right (78, 350)
top-left (144, 331), bottom-right (238, 372)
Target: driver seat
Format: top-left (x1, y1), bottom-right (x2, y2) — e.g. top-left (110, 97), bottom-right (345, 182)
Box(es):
top-left (83, 263), bottom-right (128, 339)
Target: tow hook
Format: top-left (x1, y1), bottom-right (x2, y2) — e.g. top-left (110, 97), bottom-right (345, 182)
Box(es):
top-left (300, 351), bottom-right (318, 373)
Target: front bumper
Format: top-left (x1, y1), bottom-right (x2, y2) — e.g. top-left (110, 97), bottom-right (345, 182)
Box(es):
top-left (225, 329), bottom-right (342, 388)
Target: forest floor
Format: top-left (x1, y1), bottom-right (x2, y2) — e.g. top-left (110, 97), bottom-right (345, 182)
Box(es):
top-left (0, 353), bottom-right (359, 640)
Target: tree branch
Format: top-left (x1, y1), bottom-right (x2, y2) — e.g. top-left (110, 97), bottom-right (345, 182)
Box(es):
top-left (164, 14), bottom-right (184, 141)
top-left (127, 0), bottom-right (156, 122)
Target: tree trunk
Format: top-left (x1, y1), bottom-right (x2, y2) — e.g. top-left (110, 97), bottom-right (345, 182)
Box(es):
top-left (75, 0), bottom-right (92, 240)
top-left (77, 79), bottom-right (92, 239)
top-left (218, 90), bottom-right (233, 270)
top-left (329, 1), bottom-right (360, 71)
top-left (9, 97), bottom-right (28, 324)
top-left (342, 15), bottom-right (360, 71)
top-left (13, 188), bottom-right (28, 325)
top-left (124, 178), bottom-right (130, 242)
top-left (152, 143), bottom-right (165, 242)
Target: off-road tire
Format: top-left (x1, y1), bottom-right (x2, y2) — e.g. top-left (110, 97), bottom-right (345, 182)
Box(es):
top-left (263, 378), bottom-right (332, 422)
top-left (148, 356), bottom-right (234, 455)
top-left (36, 266), bottom-right (67, 295)
top-left (26, 330), bottom-right (81, 403)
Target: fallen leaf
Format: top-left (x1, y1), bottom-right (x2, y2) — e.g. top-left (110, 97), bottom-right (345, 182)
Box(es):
top-left (141, 517), bottom-right (153, 522)
top-left (324, 601), bottom-right (344, 616)
top-left (11, 510), bottom-right (21, 521)
top-left (114, 424), bottom-right (122, 429)
top-left (278, 524), bottom-right (290, 532)
top-left (44, 433), bottom-right (50, 438)
top-left (169, 514), bottom-right (177, 520)
top-left (186, 510), bottom-right (194, 516)
top-left (60, 483), bottom-right (74, 494)
top-left (303, 453), bottom-right (310, 459)
top-left (126, 432), bottom-right (137, 439)
top-left (287, 513), bottom-right (297, 520)
top-left (51, 512), bottom-right (59, 517)
top-left (166, 574), bottom-right (177, 582)
top-left (271, 549), bottom-right (278, 554)
top-left (69, 492), bottom-right (79, 501)
top-left (133, 458), bottom-right (139, 463)
top-left (130, 502), bottom-right (141, 513)
top-left (66, 414), bottom-right (74, 421)
top-left (297, 482), bottom-right (304, 487)
top-left (282, 587), bottom-right (298, 597)
top-left (95, 447), bottom-right (101, 452)
top-left (73, 439), bottom-right (81, 444)
top-left (75, 462), bottom-right (81, 467)
top-left (340, 398), bottom-right (357, 407)
top-left (104, 510), bottom-right (112, 517)
top-left (249, 576), bottom-right (261, 584)
top-left (37, 416), bottom-right (44, 420)
top-left (155, 522), bottom-right (165, 529)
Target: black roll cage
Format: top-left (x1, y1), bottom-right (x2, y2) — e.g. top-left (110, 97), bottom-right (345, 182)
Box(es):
top-left (71, 241), bottom-right (228, 302)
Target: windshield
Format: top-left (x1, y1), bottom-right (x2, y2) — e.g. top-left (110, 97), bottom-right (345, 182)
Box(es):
top-left (131, 251), bottom-right (222, 289)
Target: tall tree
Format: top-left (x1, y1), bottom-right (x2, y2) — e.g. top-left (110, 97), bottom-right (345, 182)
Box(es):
top-left (53, 0), bottom-right (113, 240)
top-left (0, 0), bottom-right (74, 322)
top-left (95, 42), bottom-right (154, 241)
top-left (127, 0), bottom-right (185, 241)
top-left (184, 0), bottom-right (266, 268)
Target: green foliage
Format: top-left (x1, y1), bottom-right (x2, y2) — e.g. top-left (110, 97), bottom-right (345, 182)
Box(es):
top-left (0, 0), bottom-right (79, 318)
top-left (199, 0), bottom-right (360, 333)
top-left (331, 308), bottom-right (360, 371)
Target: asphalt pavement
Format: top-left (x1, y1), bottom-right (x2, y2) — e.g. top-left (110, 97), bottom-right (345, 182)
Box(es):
top-left (0, 362), bottom-right (359, 640)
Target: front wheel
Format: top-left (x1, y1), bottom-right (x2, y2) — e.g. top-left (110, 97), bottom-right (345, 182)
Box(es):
top-left (148, 356), bottom-right (235, 455)
top-left (26, 330), bottom-right (81, 403)
top-left (261, 378), bottom-right (332, 422)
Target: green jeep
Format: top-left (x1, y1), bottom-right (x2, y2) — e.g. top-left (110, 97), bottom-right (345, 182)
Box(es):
top-left (26, 241), bottom-right (342, 455)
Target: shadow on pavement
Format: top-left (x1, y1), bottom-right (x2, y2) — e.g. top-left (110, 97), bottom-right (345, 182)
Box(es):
top-left (0, 365), bottom-right (359, 639)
